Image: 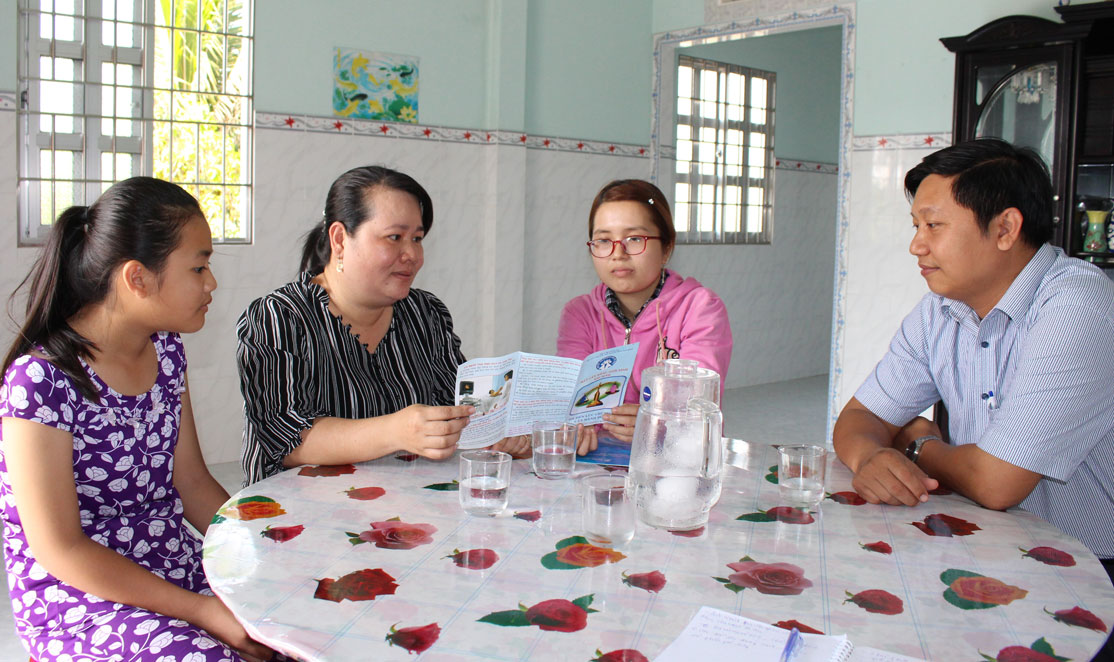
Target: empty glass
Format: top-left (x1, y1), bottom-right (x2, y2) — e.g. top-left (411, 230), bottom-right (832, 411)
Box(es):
top-left (778, 444), bottom-right (828, 510)
top-left (582, 472), bottom-right (636, 546)
top-left (459, 450), bottom-right (511, 516)
top-left (531, 421), bottom-right (577, 479)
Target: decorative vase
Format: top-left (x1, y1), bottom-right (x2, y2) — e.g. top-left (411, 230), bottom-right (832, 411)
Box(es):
top-left (1084, 209), bottom-right (1109, 253)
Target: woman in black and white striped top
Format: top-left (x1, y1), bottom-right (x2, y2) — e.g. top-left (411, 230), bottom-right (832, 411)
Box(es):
top-left (236, 166), bottom-right (475, 485)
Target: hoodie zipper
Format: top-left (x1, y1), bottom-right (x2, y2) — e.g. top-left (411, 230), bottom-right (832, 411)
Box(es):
top-left (624, 326), bottom-right (632, 345)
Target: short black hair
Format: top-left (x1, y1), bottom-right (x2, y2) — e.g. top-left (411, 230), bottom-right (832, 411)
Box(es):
top-left (904, 138), bottom-right (1054, 247)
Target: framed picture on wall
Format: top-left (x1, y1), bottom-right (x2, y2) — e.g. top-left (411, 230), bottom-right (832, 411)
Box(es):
top-left (333, 47), bottom-right (419, 123)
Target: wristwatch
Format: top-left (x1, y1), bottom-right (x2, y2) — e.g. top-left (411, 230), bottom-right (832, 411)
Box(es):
top-left (904, 435), bottom-right (940, 464)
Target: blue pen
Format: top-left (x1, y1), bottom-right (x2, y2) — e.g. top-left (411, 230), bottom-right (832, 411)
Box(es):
top-left (987, 390), bottom-right (997, 410)
top-left (779, 627), bottom-right (803, 662)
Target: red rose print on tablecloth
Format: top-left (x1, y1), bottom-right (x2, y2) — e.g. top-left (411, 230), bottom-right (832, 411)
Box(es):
top-left (478, 594), bottom-right (598, 632)
top-left (541, 536), bottom-right (626, 570)
top-left (978, 637), bottom-right (1071, 662)
top-left (594, 649), bottom-right (650, 662)
top-left (344, 486), bottom-right (386, 501)
top-left (214, 496), bottom-right (286, 522)
top-left (717, 559), bottom-right (814, 595)
top-left (314, 568), bottom-right (398, 602)
top-left (514, 510), bottom-right (541, 522)
top-left (941, 569), bottom-right (1028, 609)
top-left (736, 506), bottom-right (815, 524)
top-left (526, 599), bottom-right (590, 632)
top-left (1045, 606), bottom-right (1108, 632)
top-left (445, 548), bottom-right (499, 570)
top-left (622, 570), bottom-right (666, 593)
top-left (861, 541), bottom-right (892, 554)
top-left (395, 453), bottom-right (420, 462)
top-left (385, 622), bottom-right (440, 654)
top-left (844, 589), bottom-right (904, 615)
top-left (669, 526), bottom-right (705, 537)
top-left (298, 463), bottom-right (357, 477)
top-left (1021, 546), bottom-right (1076, 567)
top-left (764, 465), bottom-right (778, 484)
top-left (911, 513), bottom-right (981, 537)
top-left (828, 491), bottom-right (867, 505)
top-left (773, 620), bottom-right (824, 635)
top-left (347, 519), bottom-right (436, 550)
top-left (260, 524), bottom-right (304, 542)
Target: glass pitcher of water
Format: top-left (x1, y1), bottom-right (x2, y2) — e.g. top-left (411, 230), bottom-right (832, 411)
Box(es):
top-left (628, 359), bottom-right (723, 531)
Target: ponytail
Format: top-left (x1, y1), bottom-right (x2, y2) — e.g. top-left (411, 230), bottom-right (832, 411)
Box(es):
top-left (299, 219), bottom-right (332, 274)
top-left (297, 166), bottom-right (434, 276)
top-left (3, 178), bottom-right (203, 402)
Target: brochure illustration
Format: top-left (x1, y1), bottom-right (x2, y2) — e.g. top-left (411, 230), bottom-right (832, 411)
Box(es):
top-left (455, 344), bottom-right (639, 449)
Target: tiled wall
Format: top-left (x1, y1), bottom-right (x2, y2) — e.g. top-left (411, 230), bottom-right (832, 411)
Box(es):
top-left (837, 137), bottom-right (942, 408)
top-left (0, 105), bottom-right (836, 466)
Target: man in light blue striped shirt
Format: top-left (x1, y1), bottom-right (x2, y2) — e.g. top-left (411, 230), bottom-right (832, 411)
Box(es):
top-left (834, 140), bottom-right (1114, 571)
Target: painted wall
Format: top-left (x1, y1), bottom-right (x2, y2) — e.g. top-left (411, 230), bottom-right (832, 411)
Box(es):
top-left (525, 0), bottom-right (652, 144)
top-left (254, 0), bottom-right (494, 127)
top-left (1, 0), bottom-right (14, 89)
top-left (680, 25), bottom-right (842, 163)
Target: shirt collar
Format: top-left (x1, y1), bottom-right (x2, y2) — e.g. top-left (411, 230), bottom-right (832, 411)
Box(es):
top-left (940, 243), bottom-right (1058, 323)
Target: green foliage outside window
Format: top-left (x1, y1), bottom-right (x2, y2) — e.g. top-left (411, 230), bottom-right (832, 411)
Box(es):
top-left (152, 0), bottom-right (251, 241)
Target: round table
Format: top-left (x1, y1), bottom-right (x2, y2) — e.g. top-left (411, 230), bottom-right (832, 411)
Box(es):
top-left (202, 440), bottom-right (1113, 661)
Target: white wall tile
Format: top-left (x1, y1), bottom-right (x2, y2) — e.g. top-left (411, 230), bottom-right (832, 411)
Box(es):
top-left (837, 146), bottom-right (932, 410)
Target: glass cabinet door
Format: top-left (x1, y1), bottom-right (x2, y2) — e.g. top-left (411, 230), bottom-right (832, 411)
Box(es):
top-left (974, 61), bottom-right (1059, 175)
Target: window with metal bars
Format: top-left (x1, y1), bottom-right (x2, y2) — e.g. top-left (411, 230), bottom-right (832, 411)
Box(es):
top-left (17, 0), bottom-right (253, 245)
top-left (674, 54), bottom-right (774, 244)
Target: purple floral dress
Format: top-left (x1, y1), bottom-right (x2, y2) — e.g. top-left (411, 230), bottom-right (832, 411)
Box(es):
top-left (0, 333), bottom-right (239, 661)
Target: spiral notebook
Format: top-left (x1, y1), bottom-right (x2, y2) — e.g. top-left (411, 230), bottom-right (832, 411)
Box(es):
top-left (655, 607), bottom-right (924, 662)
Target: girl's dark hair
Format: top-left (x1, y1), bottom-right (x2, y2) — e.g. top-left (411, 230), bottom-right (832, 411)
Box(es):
top-left (299, 166), bottom-right (434, 274)
top-left (588, 179), bottom-right (677, 255)
top-left (3, 177), bottom-right (204, 402)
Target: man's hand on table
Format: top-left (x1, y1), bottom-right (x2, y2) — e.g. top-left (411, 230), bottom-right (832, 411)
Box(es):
top-left (851, 446), bottom-right (939, 506)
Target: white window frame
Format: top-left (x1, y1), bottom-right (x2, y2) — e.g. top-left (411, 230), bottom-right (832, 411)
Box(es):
top-left (16, 0), bottom-right (253, 245)
top-left (674, 54), bottom-right (775, 244)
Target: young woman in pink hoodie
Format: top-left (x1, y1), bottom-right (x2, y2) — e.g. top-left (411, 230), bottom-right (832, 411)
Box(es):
top-left (557, 179), bottom-right (733, 448)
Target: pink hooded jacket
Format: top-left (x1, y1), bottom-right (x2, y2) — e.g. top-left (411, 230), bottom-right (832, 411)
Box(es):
top-left (556, 269), bottom-right (733, 403)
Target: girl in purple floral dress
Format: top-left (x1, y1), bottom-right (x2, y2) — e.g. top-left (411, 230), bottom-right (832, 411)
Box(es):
top-left (0, 178), bottom-right (273, 661)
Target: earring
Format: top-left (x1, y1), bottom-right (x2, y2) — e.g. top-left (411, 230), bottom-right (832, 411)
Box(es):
top-left (336, 259), bottom-right (344, 274)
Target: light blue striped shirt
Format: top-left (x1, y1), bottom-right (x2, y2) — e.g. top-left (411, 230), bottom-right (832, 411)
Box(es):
top-left (856, 244), bottom-right (1114, 558)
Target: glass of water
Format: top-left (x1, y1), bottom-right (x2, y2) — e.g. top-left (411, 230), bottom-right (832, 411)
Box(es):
top-left (582, 471), bottom-right (636, 546)
top-left (531, 421), bottom-right (577, 479)
top-left (459, 450), bottom-right (511, 516)
top-left (777, 444), bottom-right (828, 510)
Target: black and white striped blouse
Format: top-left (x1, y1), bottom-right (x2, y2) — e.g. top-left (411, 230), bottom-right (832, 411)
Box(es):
top-left (236, 273), bottom-right (465, 485)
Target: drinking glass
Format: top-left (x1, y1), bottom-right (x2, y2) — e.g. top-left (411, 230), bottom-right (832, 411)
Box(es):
top-left (459, 450), bottom-right (511, 516)
top-left (777, 444), bottom-right (828, 510)
top-left (582, 471), bottom-right (636, 546)
top-left (531, 421), bottom-right (576, 479)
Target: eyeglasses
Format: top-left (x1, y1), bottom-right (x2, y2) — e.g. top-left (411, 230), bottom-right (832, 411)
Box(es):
top-left (586, 235), bottom-right (661, 258)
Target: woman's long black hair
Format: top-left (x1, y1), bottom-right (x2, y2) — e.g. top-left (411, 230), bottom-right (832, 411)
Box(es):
top-left (299, 165), bottom-right (434, 274)
top-left (3, 177), bottom-right (204, 402)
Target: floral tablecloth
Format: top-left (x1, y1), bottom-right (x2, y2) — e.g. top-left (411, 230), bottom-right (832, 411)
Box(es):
top-left (202, 441), bottom-right (1113, 661)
